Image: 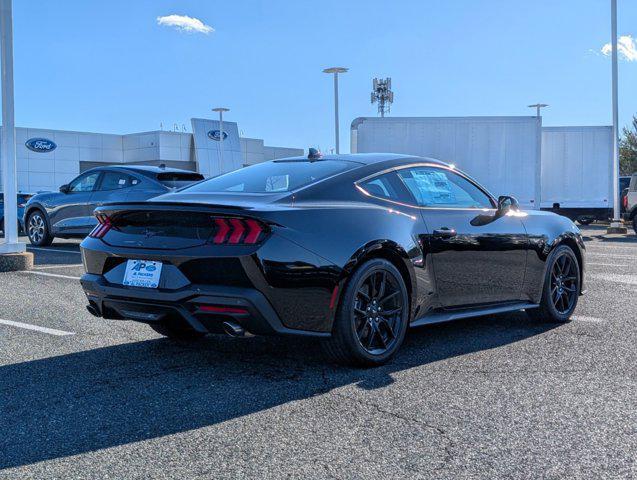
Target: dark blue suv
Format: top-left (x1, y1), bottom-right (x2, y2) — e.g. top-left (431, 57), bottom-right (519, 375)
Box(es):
top-left (0, 193), bottom-right (32, 235)
top-left (23, 165), bottom-right (203, 246)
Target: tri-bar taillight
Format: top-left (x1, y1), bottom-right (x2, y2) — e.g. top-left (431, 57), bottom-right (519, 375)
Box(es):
top-left (212, 217), bottom-right (265, 245)
top-left (89, 213), bottom-right (112, 239)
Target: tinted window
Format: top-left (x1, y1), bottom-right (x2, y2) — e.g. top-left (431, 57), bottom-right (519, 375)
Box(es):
top-left (69, 172), bottom-right (100, 193)
top-left (359, 172), bottom-right (403, 201)
top-left (156, 172), bottom-right (204, 189)
top-left (99, 172), bottom-right (137, 191)
top-left (184, 160), bottom-right (356, 194)
top-left (397, 166), bottom-right (493, 208)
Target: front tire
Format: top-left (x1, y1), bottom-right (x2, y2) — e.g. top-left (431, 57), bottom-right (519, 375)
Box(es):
top-left (27, 210), bottom-right (53, 246)
top-left (527, 245), bottom-right (580, 323)
top-left (632, 216), bottom-right (637, 235)
top-left (323, 259), bottom-right (409, 367)
top-left (576, 216), bottom-right (594, 226)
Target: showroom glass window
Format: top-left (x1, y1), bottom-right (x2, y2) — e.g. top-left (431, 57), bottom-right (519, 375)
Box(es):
top-left (69, 172), bottom-right (100, 192)
top-left (397, 166), bottom-right (494, 208)
top-left (99, 172), bottom-right (137, 191)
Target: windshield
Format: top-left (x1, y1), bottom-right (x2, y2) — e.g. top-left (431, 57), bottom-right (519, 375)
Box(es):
top-left (156, 172), bottom-right (204, 189)
top-left (183, 160), bottom-right (357, 194)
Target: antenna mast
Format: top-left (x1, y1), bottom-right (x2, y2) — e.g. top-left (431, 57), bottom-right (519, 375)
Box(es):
top-left (371, 77), bottom-right (394, 117)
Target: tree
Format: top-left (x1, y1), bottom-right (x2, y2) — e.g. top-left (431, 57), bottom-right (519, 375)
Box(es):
top-left (620, 116), bottom-right (637, 175)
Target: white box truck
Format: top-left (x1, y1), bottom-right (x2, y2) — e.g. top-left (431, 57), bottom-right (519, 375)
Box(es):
top-left (541, 126), bottom-right (613, 224)
top-left (351, 116), bottom-right (542, 209)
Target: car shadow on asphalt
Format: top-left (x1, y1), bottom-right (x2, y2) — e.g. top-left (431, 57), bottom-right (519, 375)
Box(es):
top-left (0, 312), bottom-right (558, 470)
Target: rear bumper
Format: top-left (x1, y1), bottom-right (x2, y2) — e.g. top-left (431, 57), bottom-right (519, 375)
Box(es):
top-left (80, 273), bottom-right (330, 337)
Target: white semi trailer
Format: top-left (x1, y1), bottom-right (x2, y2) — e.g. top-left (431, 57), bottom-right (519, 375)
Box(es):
top-left (351, 117), bottom-right (614, 222)
top-left (351, 116), bottom-right (541, 209)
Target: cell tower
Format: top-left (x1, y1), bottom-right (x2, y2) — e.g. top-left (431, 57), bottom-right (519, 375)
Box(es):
top-left (371, 77), bottom-right (394, 117)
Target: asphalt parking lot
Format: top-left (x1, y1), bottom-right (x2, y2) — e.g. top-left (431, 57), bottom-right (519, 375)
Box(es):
top-left (1, 225), bottom-right (636, 479)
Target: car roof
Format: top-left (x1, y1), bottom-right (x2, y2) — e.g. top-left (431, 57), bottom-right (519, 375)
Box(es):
top-left (85, 165), bottom-right (202, 175)
top-left (274, 153), bottom-right (448, 167)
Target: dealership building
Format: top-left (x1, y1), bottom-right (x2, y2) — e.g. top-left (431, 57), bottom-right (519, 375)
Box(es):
top-left (2, 117), bottom-right (303, 193)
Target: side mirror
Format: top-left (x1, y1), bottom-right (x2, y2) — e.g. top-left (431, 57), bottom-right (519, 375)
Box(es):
top-left (497, 195), bottom-right (519, 212)
top-left (59, 184), bottom-right (70, 194)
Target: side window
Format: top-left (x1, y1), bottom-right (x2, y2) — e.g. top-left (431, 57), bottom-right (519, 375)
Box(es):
top-left (98, 172), bottom-right (136, 191)
top-left (397, 166), bottom-right (493, 208)
top-left (359, 172), bottom-right (404, 201)
top-left (68, 172), bottom-right (100, 193)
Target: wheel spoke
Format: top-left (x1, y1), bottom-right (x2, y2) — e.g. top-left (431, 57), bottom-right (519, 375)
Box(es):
top-left (357, 288), bottom-right (370, 302)
top-left (366, 325), bottom-right (376, 349)
top-left (379, 290), bottom-right (399, 305)
top-left (380, 318), bottom-right (396, 339)
top-left (354, 307), bottom-right (367, 316)
top-left (377, 272), bottom-right (386, 299)
top-left (380, 307), bottom-right (401, 316)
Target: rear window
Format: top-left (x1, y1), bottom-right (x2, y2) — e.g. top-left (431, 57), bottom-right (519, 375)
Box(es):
top-left (156, 172), bottom-right (204, 189)
top-left (183, 160), bottom-right (356, 194)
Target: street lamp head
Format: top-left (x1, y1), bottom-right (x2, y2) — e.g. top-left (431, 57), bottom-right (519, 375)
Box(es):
top-left (323, 67), bottom-right (348, 74)
top-left (212, 107), bottom-right (230, 112)
top-left (527, 103), bottom-right (548, 109)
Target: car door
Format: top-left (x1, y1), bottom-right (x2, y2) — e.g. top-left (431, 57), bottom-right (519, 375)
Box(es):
top-left (51, 171), bottom-right (102, 235)
top-left (396, 165), bottom-right (528, 308)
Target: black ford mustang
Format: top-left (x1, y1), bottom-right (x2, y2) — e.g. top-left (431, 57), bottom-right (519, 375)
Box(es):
top-left (80, 153), bottom-right (585, 366)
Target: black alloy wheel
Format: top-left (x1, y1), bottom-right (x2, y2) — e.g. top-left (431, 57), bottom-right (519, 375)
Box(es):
top-left (527, 245), bottom-right (580, 323)
top-left (353, 269), bottom-right (404, 355)
top-left (323, 258), bottom-right (409, 366)
top-left (550, 252), bottom-right (578, 314)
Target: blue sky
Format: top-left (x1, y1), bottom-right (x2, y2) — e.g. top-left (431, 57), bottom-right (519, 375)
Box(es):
top-left (11, 0), bottom-right (637, 152)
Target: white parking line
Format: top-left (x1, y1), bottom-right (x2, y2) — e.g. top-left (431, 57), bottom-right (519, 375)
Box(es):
top-left (587, 262), bottom-right (630, 267)
top-left (26, 247), bottom-right (81, 254)
top-left (20, 271), bottom-right (81, 280)
top-left (572, 315), bottom-right (605, 323)
top-left (587, 253), bottom-right (636, 259)
top-left (33, 264), bottom-right (83, 270)
top-left (0, 318), bottom-right (75, 336)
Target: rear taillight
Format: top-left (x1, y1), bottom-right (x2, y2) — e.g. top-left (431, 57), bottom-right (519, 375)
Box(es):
top-left (89, 213), bottom-right (112, 239)
top-left (211, 217), bottom-right (265, 245)
top-left (623, 195), bottom-right (628, 209)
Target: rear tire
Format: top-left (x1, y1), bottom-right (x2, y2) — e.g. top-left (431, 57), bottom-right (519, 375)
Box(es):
top-left (323, 259), bottom-right (409, 367)
top-left (150, 322), bottom-right (206, 340)
top-left (27, 210), bottom-right (53, 246)
top-left (632, 216), bottom-right (637, 235)
top-left (527, 245), bottom-right (580, 323)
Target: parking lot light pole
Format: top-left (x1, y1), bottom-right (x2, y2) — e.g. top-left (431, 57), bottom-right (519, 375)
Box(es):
top-left (212, 107), bottom-right (229, 175)
top-left (528, 103), bottom-right (548, 117)
top-left (0, 0), bottom-right (30, 270)
top-left (323, 67), bottom-right (348, 154)
top-left (607, 0), bottom-right (627, 234)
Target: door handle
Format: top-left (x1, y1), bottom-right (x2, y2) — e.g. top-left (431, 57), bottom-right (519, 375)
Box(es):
top-left (432, 228), bottom-right (457, 238)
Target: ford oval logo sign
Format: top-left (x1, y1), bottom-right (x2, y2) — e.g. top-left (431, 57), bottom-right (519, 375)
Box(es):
top-left (25, 138), bottom-right (57, 153)
top-left (207, 130), bottom-right (228, 141)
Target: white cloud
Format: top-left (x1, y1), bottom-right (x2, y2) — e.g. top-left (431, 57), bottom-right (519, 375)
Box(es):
top-left (157, 14), bottom-right (214, 34)
top-left (601, 35), bottom-right (637, 61)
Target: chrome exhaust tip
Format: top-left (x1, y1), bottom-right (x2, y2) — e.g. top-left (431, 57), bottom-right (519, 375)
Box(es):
top-left (222, 321), bottom-right (245, 337)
